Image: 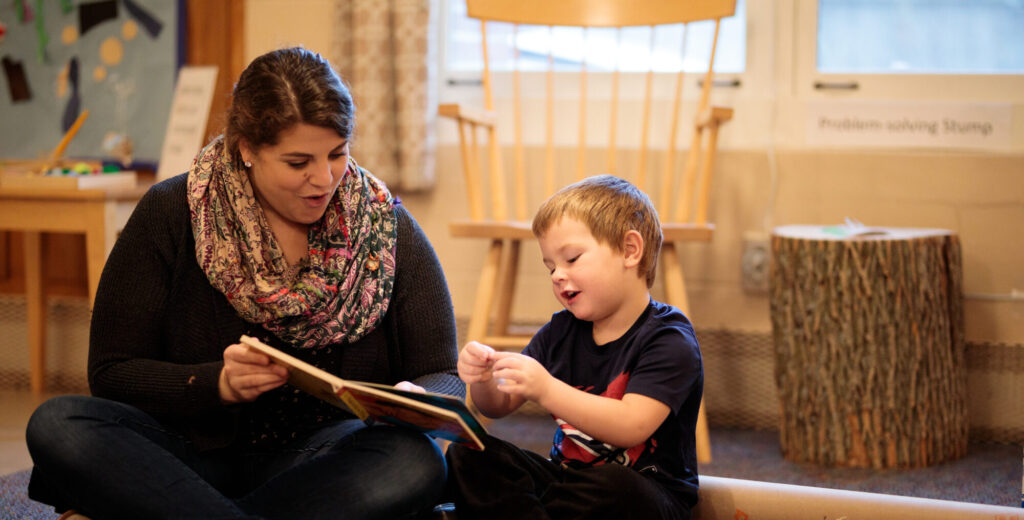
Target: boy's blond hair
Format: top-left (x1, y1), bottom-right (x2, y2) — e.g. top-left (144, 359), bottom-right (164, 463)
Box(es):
top-left (532, 175), bottom-right (663, 287)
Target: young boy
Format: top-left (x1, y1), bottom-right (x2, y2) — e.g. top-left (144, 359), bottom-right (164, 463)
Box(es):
top-left (445, 175), bottom-right (704, 519)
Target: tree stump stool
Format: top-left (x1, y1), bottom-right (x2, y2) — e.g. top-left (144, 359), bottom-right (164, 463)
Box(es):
top-left (770, 225), bottom-right (967, 469)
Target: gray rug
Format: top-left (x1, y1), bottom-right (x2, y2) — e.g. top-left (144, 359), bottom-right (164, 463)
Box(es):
top-left (4, 424), bottom-right (1022, 517)
top-left (0, 469), bottom-right (50, 519)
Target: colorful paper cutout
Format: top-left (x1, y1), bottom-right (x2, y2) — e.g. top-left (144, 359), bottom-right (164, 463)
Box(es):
top-left (99, 36), bottom-right (122, 65)
top-left (61, 25), bottom-right (78, 45)
top-left (122, 19), bottom-right (138, 40)
top-left (121, 0), bottom-right (162, 38)
top-left (56, 62), bottom-right (69, 98)
top-left (61, 56), bottom-right (80, 132)
top-left (33, 0), bottom-right (47, 62)
top-left (78, 0), bottom-right (118, 36)
top-left (16, 0), bottom-right (33, 23)
top-left (2, 55), bottom-right (32, 102)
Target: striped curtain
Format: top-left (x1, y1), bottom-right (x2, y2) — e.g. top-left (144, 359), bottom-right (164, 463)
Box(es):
top-left (329, 0), bottom-right (439, 192)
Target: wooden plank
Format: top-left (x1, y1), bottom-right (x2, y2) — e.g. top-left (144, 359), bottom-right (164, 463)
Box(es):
top-left (492, 240), bottom-right (521, 336)
top-left (466, 240), bottom-right (504, 343)
top-left (482, 335), bottom-right (533, 350)
top-left (438, 103), bottom-right (497, 127)
top-left (450, 220), bottom-right (535, 240)
top-left (662, 223), bottom-right (715, 243)
top-left (466, 0), bottom-right (737, 27)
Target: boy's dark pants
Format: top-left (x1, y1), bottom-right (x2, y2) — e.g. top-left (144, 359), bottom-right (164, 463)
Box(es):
top-left (445, 435), bottom-right (691, 520)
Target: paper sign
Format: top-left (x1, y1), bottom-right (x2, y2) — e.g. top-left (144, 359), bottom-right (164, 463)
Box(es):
top-left (157, 66), bottom-right (218, 181)
top-left (806, 101), bottom-right (1012, 150)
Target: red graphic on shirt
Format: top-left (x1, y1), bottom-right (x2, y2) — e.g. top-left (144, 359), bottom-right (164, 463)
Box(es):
top-left (553, 372), bottom-right (651, 466)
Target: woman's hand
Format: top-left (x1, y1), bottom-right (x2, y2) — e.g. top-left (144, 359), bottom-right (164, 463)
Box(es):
top-left (491, 352), bottom-right (555, 403)
top-left (218, 343), bottom-right (289, 404)
top-left (457, 341), bottom-right (496, 384)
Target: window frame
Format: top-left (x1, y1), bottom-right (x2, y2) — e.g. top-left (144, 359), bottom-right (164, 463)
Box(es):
top-left (437, 0), bottom-right (773, 149)
top-left (437, 0), bottom-right (759, 105)
top-left (436, 1), bottom-right (1024, 150)
top-left (793, 1), bottom-right (1024, 103)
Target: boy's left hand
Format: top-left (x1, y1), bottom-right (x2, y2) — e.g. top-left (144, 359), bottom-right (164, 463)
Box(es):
top-left (491, 353), bottom-right (553, 402)
top-left (394, 381), bottom-right (426, 393)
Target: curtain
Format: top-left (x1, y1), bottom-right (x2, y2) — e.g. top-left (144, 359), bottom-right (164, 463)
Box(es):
top-left (329, 0), bottom-right (438, 192)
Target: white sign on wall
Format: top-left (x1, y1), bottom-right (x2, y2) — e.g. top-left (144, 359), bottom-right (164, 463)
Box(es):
top-left (157, 66), bottom-right (219, 181)
top-left (805, 101), bottom-right (1012, 150)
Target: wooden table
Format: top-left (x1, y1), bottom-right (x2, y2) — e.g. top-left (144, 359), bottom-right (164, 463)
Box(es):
top-left (769, 225), bottom-right (967, 469)
top-left (0, 185), bottom-right (146, 393)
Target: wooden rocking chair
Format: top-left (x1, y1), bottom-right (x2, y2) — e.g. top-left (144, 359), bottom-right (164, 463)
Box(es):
top-left (439, 0), bottom-right (737, 463)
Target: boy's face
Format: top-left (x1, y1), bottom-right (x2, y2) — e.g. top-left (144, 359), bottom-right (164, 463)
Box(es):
top-left (538, 217), bottom-right (632, 325)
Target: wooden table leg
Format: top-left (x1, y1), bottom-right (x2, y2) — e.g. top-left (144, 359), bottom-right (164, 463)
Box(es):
top-left (84, 200), bottom-right (117, 306)
top-left (23, 231), bottom-right (46, 394)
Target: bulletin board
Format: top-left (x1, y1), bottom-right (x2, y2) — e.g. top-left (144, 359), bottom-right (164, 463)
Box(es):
top-left (0, 0), bottom-right (181, 165)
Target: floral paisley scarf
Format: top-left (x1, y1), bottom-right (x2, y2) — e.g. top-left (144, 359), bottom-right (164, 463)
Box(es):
top-left (187, 136), bottom-right (396, 349)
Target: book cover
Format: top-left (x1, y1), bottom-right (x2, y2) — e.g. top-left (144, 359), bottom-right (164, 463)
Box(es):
top-left (239, 335), bottom-right (486, 450)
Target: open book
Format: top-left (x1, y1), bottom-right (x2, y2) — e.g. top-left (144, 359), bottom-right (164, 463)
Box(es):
top-left (240, 335), bottom-right (486, 450)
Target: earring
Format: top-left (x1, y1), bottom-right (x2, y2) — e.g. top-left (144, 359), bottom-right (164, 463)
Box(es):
top-left (244, 160), bottom-right (252, 168)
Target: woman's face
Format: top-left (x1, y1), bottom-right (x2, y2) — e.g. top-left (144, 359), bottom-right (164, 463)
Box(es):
top-left (241, 123), bottom-right (350, 228)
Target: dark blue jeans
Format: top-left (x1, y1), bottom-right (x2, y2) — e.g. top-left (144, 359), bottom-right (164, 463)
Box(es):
top-left (445, 434), bottom-right (692, 520)
top-left (26, 395), bottom-right (446, 519)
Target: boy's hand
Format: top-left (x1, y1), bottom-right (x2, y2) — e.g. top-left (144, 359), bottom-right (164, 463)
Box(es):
top-left (394, 381), bottom-right (426, 393)
top-left (458, 341), bottom-right (496, 384)
top-left (491, 352), bottom-right (553, 403)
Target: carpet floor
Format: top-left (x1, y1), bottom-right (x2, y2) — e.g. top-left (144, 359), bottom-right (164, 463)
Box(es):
top-left (3, 417), bottom-right (1021, 518)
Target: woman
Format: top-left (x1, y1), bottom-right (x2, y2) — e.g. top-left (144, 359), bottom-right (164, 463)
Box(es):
top-left (25, 47), bottom-right (461, 519)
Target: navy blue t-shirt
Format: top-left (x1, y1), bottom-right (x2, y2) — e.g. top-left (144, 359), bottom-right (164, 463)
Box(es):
top-left (523, 299), bottom-right (703, 503)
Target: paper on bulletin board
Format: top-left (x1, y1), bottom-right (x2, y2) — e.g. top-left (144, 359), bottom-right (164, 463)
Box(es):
top-left (805, 101), bottom-right (1012, 150)
top-left (157, 65), bottom-right (217, 181)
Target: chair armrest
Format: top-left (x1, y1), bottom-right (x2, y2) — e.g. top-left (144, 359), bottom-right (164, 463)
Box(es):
top-left (438, 103), bottom-right (497, 128)
top-left (449, 220), bottom-right (535, 240)
top-left (696, 106), bottom-right (734, 129)
top-left (662, 223), bottom-right (715, 243)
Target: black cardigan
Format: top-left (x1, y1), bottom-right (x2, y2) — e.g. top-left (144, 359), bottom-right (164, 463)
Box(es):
top-left (87, 173), bottom-right (463, 450)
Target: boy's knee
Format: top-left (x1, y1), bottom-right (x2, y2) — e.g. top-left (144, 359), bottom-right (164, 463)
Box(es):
top-left (593, 466), bottom-right (683, 518)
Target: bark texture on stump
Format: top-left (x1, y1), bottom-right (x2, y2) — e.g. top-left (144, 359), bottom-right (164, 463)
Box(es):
top-left (770, 226), bottom-right (967, 469)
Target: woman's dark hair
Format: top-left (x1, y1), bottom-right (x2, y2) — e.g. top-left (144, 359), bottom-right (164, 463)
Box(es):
top-left (225, 47), bottom-right (354, 160)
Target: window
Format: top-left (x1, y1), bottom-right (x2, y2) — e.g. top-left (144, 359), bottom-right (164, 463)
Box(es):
top-left (817, 0), bottom-right (1024, 74)
top-left (437, 1), bottom-right (1024, 148)
top-left (796, 0), bottom-right (1024, 101)
top-left (438, 0), bottom-right (756, 147)
top-left (443, 0), bottom-right (747, 74)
